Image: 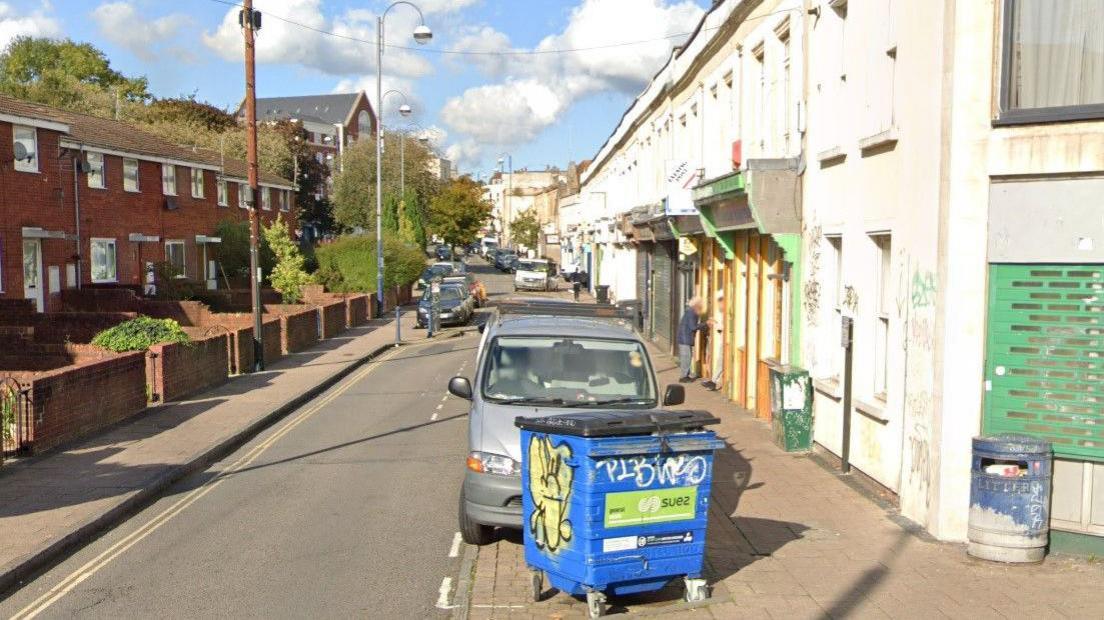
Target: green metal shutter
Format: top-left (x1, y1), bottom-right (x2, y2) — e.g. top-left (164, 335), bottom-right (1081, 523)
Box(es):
top-left (985, 264), bottom-right (1104, 461)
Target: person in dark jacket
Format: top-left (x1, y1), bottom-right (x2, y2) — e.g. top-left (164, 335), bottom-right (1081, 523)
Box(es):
top-left (677, 296), bottom-right (711, 382)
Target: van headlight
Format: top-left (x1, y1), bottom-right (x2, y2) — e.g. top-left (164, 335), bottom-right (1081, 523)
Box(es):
top-left (467, 451), bottom-right (518, 476)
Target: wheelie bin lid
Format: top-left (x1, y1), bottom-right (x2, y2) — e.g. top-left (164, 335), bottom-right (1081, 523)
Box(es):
top-left (514, 409), bottom-right (719, 437)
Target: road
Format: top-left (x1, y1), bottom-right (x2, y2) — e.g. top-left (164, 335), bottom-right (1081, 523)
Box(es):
top-left (1, 255), bottom-right (519, 619)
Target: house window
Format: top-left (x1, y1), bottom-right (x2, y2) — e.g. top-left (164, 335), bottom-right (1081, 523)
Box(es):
top-left (279, 189), bottom-right (289, 212)
top-left (752, 45), bottom-right (767, 153)
top-left (779, 27), bottom-right (792, 153)
top-left (191, 168), bottom-right (204, 198)
top-left (86, 152), bottom-right (105, 188)
top-left (123, 158), bottom-right (140, 192)
top-left (13, 125), bottom-right (38, 172)
top-left (826, 234), bottom-right (844, 378)
top-left (90, 238), bottom-right (117, 283)
top-left (871, 233), bottom-right (892, 399)
top-left (161, 164), bottom-right (176, 195)
top-left (239, 182), bottom-right (248, 208)
top-left (165, 240), bottom-right (186, 278)
top-left (217, 178), bottom-right (228, 206)
top-left (261, 187), bottom-right (271, 211)
top-left (999, 0), bottom-right (1104, 123)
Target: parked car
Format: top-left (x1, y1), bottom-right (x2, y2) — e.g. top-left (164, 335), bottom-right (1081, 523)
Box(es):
top-left (447, 300), bottom-right (687, 545)
top-left (417, 264), bottom-right (453, 289)
top-left (436, 245), bottom-right (454, 261)
top-left (416, 282), bottom-right (475, 328)
top-left (513, 258), bottom-right (552, 291)
top-left (494, 250), bottom-right (517, 272)
top-left (444, 273), bottom-right (487, 307)
top-left (485, 248), bottom-right (499, 263)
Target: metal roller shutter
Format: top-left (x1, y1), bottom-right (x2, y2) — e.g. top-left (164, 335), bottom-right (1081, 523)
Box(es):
top-left (651, 242), bottom-right (674, 352)
top-left (985, 264), bottom-right (1104, 461)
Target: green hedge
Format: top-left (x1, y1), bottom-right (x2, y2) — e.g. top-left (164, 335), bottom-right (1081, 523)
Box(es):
top-left (91, 317), bottom-right (191, 352)
top-left (314, 236), bottom-right (424, 294)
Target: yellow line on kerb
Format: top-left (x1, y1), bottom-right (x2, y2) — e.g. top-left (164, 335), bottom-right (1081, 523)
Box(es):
top-left (10, 342), bottom-right (425, 620)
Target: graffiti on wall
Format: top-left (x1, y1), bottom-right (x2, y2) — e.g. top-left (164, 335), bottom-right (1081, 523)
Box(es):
top-left (597, 454), bottom-right (708, 489)
top-left (527, 434), bottom-right (574, 553)
top-left (911, 271), bottom-right (937, 309)
top-left (802, 224), bottom-right (823, 322)
top-left (842, 285), bottom-right (859, 314)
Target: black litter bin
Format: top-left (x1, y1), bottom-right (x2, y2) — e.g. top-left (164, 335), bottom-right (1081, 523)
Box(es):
top-left (595, 285), bottom-right (610, 304)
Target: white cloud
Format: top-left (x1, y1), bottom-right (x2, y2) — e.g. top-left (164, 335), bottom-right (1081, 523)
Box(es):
top-left (202, 0), bottom-right (432, 79)
top-left (440, 0), bottom-right (703, 161)
top-left (0, 2), bottom-right (60, 50)
top-left (91, 2), bottom-right (192, 62)
top-left (448, 25), bottom-right (512, 76)
top-left (445, 138), bottom-right (484, 172)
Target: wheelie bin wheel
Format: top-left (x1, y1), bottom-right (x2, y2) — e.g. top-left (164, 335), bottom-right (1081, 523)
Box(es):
top-left (684, 577), bottom-right (710, 602)
top-left (586, 590), bottom-right (606, 618)
top-left (528, 570), bottom-right (543, 602)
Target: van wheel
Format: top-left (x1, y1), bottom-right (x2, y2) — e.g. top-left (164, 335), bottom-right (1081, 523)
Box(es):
top-left (459, 487), bottom-right (494, 545)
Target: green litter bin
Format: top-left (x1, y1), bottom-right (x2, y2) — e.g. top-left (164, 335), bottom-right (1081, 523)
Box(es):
top-left (769, 365), bottom-right (812, 452)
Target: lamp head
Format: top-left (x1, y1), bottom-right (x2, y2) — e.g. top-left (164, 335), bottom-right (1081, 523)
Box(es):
top-left (413, 24), bottom-right (432, 44)
top-left (398, 104), bottom-right (412, 117)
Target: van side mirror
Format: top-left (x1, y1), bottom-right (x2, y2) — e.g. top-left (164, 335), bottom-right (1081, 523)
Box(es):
top-left (448, 376), bottom-right (473, 400)
top-left (662, 384), bottom-right (685, 407)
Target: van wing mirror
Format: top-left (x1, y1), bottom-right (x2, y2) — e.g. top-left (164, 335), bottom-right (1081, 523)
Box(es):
top-left (448, 376), bottom-right (473, 400)
top-left (663, 384), bottom-right (685, 407)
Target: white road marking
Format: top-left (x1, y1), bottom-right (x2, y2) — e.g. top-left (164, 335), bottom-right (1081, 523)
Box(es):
top-left (436, 404), bottom-right (444, 410)
top-left (435, 577), bottom-right (455, 609)
top-left (431, 412), bottom-right (439, 421)
top-left (448, 532), bottom-right (462, 558)
top-left (441, 394), bottom-right (449, 402)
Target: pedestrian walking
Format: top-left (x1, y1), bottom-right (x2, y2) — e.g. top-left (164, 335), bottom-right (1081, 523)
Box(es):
top-left (677, 296), bottom-right (711, 383)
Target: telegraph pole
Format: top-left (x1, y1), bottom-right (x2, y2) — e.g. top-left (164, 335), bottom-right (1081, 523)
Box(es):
top-left (242, 0), bottom-right (264, 371)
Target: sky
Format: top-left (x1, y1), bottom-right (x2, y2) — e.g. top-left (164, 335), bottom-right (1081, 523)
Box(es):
top-left (0, 0), bottom-right (711, 177)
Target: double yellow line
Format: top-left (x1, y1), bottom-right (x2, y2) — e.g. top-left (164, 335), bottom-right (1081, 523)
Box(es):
top-left (11, 344), bottom-right (414, 619)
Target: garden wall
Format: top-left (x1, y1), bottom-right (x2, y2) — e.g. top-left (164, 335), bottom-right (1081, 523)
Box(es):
top-left (146, 334), bottom-right (230, 403)
top-left (264, 305), bottom-right (319, 354)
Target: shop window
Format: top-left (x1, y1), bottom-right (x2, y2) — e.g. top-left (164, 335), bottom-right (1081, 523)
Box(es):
top-left (91, 238), bottom-right (117, 283)
top-left (86, 152), bottom-right (105, 188)
top-left (998, 0), bottom-right (1104, 123)
top-left (165, 241), bottom-right (186, 278)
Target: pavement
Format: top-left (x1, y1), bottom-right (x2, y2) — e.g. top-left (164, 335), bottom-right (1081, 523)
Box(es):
top-left (460, 278), bottom-right (1104, 619)
top-left (0, 309), bottom-right (419, 597)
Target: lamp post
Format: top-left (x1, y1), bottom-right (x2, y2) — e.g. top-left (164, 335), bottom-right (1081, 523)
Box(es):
top-left (377, 2), bottom-right (430, 343)
top-left (497, 153), bottom-right (512, 246)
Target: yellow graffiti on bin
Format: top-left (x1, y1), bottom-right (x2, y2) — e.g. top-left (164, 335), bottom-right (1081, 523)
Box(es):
top-left (527, 434), bottom-right (574, 553)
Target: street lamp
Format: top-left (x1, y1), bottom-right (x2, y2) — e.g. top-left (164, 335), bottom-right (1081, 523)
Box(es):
top-left (497, 153), bottom-right (512, 246)
top-left (377, 1), bottom-right (430, 343)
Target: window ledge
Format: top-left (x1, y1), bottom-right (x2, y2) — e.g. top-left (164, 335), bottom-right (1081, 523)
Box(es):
top-left (125, 188), bottom-right (140, 194)
top-left (15, 168), bottom-right (41, 174)
top-left (816, 147), bottom-right (846, 164)
top-left (858, 127), bottom-right (898, 153)
top-left (813, 377), bottom-right (842, 401)
top-left (854, 397), bottom-right (890, 425)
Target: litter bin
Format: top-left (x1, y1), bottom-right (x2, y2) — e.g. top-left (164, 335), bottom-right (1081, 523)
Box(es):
top-left (516, 410), bottom-right (722, 618)
top-left (967, 434), bottom-right (1052, 563)
top-left (595, 285), bottom-right (611, 304)
top-left (768, 365), bottom-right (813, 452)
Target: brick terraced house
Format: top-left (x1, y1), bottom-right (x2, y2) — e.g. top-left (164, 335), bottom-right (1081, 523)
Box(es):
top-left (0, 95), bottom-right (295, 312)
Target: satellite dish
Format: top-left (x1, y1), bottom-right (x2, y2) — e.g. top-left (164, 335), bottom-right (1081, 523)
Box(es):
top-left (12, 141), bottom-right (30, 162)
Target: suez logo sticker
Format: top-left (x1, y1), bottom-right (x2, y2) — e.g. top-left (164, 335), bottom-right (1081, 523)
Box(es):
top-left (603, 486), bottom-right (698, 528)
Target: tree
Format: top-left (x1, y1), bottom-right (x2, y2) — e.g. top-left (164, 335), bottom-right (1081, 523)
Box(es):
top-left (397, 189), bottom-right (424, 246)
top-left (262, 215), bottom-right (312, 304)
top-left (332, 131), bottom-right (443, 231)
top-left (511, 208), bottom-right (541, 250)
top-left (214, 219), bottom-right (274, 284)
top-left (429, 177), bottom-right (492, 249)
top-left (0, 37), bottom-right (149, 114)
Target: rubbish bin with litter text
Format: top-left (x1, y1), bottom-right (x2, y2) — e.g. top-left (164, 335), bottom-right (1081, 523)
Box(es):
top-left (516, 410), bottom-right (722, 618)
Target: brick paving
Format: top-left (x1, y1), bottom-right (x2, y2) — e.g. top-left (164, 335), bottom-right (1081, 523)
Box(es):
top-left (0, 312), bottom-right (419, 591)
top-left (461, 337), bottom-right (1104, 619)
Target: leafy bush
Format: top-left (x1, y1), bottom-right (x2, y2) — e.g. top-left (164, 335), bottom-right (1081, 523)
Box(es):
top-left (262, 215), bottom-right (313, 303)
top-left (91, 317), bottom-right (191, 352)
top-left (313, 236), bottom-right (424, 294)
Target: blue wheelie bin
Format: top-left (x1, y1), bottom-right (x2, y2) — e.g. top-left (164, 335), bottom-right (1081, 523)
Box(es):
top-left (515, 410), bottom-right (722, 618)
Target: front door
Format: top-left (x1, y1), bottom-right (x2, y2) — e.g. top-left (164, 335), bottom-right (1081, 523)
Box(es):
top-left (22, 239), bottom-right (43, 312)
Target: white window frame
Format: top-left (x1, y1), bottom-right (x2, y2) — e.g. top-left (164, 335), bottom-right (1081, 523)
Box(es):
top-left (161, 163), bottom-right (176, 195)
top-left (90, 238), bottom-right (118, 283)
top-left (870, 233), bottom-right (892, 400)
top-left (123, 158), bottom-right (140, 192)
top-left (217, 177), bottom-right (228, 206)
top-left (165, 240), bottom-right (186, 279)
top-left (191, 168), bottom-right (205, 199)
top-left (825, 234), bottom-right (844, 379)
top-left (86, 152), bottom-right (105, 189)
top-left (261, 186), bottom-right (271, 211)
top-left (13, 125), bottom-right (38, 173)
top-left (279, 189), bottom-right (289, 212)
top-left (239, 182), bottom-right (248, 209)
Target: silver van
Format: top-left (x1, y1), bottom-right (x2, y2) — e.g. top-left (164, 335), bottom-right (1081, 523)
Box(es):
top-left (447, 301), bottom-right (686, 544)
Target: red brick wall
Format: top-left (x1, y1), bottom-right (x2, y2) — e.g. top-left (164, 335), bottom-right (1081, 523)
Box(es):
top-left (0, 311), bottom-right (136, 344)
top-left (318, 301), bottom-right (346, 338)
top-left (13, 351), bottom-right (147, 453)
top-left (346, 294), bottom-right (369, 327)
top-left (265, 305), bottom-right (319, 354)
top-left (0, 120), bottom-right (296, 311)
top-left (146, 334), bottom-right (229, 403)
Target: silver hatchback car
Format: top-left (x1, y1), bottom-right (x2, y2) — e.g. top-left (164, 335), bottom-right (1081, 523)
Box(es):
top-left (447, 301), bottom-right (685, 544)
